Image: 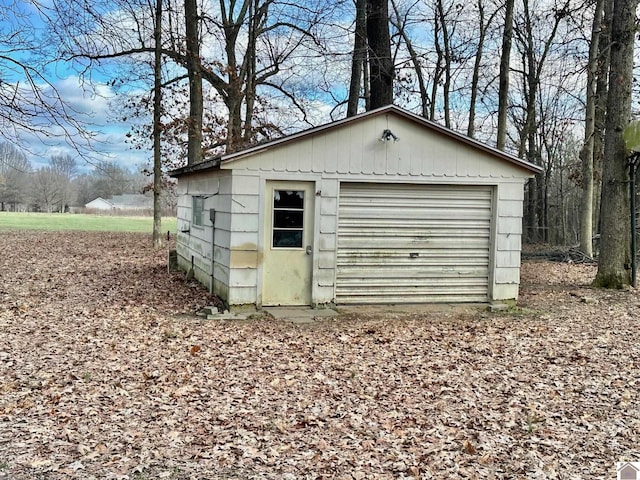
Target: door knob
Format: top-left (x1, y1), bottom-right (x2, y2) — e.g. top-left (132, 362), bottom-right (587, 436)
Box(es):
top-left (306, 245), bottom-right (312, 255)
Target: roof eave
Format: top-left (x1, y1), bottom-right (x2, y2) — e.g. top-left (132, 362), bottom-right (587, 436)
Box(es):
top-left (168, 157), bottom-right (222, 177)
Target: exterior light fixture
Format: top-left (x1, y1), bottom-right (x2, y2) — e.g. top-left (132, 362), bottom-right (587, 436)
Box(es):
top-left (379, 129), bottom-right (400, 143)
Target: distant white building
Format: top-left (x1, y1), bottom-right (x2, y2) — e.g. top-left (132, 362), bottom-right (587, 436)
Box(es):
top-left (84, 197), bottom-right (114, 210)
top-left (85, 194), bottom-right (153, 211)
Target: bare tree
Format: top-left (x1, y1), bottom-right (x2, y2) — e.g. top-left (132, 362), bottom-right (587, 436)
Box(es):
top-left (184, 0), bottom-right (203, 165)
top-left (592, 0), bottom-right (613, 239)
top-left (433, 0), bottom-right (455, 128)
top-left (390, 0), bottom-right (430, 117)
top-left (0, 2), bottom-right (94, 153)
top-left (152, 0), bottom-right (165, 247)
top-left (50, 154), bottom-right (78, 212)
top-left (0, 142), bottom-right (31, 211)
top-left (347, 0), bottom-right (368, 116)
top-left (31, 168), bottom-right (62, 213)
top-left (578, 0), bottom-right (605, 257)
top-left (496, 0), bottom-right (514, 150)
top-left (513, 0), bottom-right (570, 242)
top-left (47, 0), bottom-right (331, 152)
top-left (467, 0), bottom-right (498, 138)
top-left (594, 0), bottom-right (637, 288)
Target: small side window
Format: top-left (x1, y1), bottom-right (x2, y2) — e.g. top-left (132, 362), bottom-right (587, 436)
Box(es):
top-left (192, 196), bottom-right (204, 226)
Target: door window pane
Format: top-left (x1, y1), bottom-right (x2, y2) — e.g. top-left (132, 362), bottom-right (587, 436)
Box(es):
top-left (273, 230), bottom-right (303, 248)
top-left (274, 210), bottom-right (303, 228)
top-left (272, 189), bottom-right (304, 248)
top-left (274, 190), bottom-right (304, 209)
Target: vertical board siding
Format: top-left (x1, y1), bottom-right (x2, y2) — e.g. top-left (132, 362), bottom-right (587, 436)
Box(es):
top-left (336, 183), bottom-right (492, 304)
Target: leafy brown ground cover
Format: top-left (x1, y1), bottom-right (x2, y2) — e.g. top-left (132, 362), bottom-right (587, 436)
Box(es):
top-left (1, 231), bottom-right (640, 479)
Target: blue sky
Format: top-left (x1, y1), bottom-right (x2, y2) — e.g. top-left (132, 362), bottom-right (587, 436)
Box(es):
top-left (24, 77), bottom-right (150, 173)
top-left (0, 0), bottom-right (151, 174)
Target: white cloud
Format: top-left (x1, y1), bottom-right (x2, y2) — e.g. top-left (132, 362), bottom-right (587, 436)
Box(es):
top-left (12, 75), bottom-right (150, 173)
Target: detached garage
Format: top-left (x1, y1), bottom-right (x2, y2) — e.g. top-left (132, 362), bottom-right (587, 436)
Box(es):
top-left (169, 105), bottom-right (541, 309)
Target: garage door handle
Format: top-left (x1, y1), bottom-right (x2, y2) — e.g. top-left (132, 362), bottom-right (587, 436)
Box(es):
top-left (306, 245), bottom-right (313, 255)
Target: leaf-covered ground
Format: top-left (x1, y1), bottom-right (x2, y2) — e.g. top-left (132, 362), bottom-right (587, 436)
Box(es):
top-left (1, 232), bottom-right (639, 479)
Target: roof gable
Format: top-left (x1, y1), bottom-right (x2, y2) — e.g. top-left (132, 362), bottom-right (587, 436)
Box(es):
top-left (170, 105), bottom-right (542, 177)
top-left (85, 197), bottom-right (114, 207)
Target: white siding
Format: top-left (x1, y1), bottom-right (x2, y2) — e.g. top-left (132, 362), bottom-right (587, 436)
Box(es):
top-left (175, 171), bottom-right (232, 301)
top-left (492, 181), bottom-right (526, 301)
top-left (228, 114), bottom-right (527, 179)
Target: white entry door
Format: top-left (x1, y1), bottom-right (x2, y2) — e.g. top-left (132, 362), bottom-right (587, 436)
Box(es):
top-left (262, 181), bottom-right (315, 305)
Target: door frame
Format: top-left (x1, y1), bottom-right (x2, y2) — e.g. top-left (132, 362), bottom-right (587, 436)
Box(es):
top-left (259, 179), bottom-right (317, 307)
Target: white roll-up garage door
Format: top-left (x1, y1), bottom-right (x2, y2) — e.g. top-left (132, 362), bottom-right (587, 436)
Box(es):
top-left (336, 183), bottom-right (493, 304)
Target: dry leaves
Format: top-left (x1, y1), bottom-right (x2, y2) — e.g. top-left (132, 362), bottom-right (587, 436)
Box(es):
top-left (1, 231), bottom-right (640, 479)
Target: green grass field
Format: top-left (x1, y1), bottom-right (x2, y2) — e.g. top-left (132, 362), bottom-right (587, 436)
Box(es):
top-left (0, 212), bottom-right (177, 233)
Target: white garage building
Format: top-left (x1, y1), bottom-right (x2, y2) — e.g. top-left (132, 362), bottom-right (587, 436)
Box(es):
top-left (169, 105), bottom-right (541, 309)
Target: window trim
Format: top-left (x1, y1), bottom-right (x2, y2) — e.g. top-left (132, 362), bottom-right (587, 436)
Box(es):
top-left (271, 189), bottom-right (305, 249)
top-left (192, 196), bottom-right (205, 227)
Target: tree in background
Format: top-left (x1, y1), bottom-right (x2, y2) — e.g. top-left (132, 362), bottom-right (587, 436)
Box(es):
top-left (579, 0), bottom-right (606, 258)
top-left (30, 168), bottom-right (62, 213)
top-left (183, 0), bottom-right (202, 166)
top-left (496, 0), bottom-right (514, 151)
top-left (347, 0), bottom-right (368, 116)
top-left (50, 154), bottom-right (78, 212)
top-left (76, 161), bottom-right (143, 205)
top-left (153, 0), bottom-right (165, 247)
top-left (28, 154), bottom-right (77, 212)
top-left (507, 0), bottom-right (575, 243)
top-left (593, 0), bottom-right (638, 288)
top-left (0, 142), bottom-right (31, 211)
top-left (366, 0), bottom-right (394, 109)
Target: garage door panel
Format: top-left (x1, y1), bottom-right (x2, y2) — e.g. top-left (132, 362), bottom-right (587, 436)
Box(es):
top-left (336, 183), bottom-right (492, 304)
top-left (337, 288), bottom-right (489, 304)
top-left (338, 238), bottom-right (490, 248)
top-left (337, 257), bottom-right (489, 267)
top-left (337, 271), bottom-right (489, 282)
top-left (340, 237), bottom-right (489, 251)
top-left (339, 209), bottom-right (491, 221)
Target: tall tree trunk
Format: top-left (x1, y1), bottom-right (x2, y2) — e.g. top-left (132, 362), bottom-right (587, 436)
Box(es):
top-left (366, 0), bottom-right (393, 109)
top-left (153, 0), bottom-right (163, 248)
top-left (496, 0), bottom-right (514, 150)
top-left (185, 0), bottom-right (203, 165)
top-left (593, 0), bottom-right (637, 288)
top-left (430, 14), bottom-right (443, 121)
top-left (219, 0), bottom-right (251, 152)
top-left (348, 0), bottom-right (367, 117)
top-left (593, 0), bottom-right (613, 239)
top-left (579, 0), bottom-right (604, 257)
top-left (525, 177), bottom-right (538, 243)
top-left (242, 0), bottom-right (257, 143)
top-left (468, 0), bottom-right (488, 138)
top-left (435, 0), bottom-right (452, 128)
